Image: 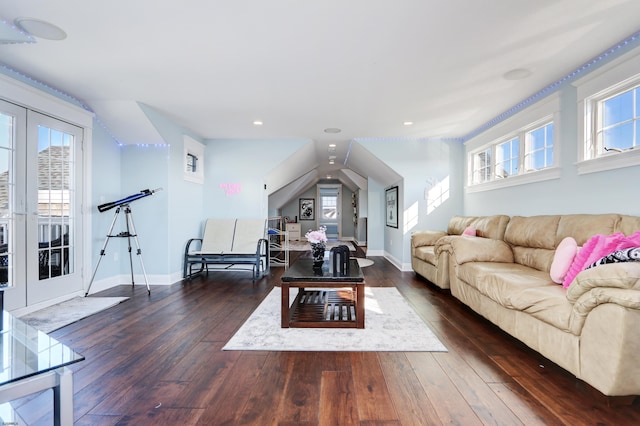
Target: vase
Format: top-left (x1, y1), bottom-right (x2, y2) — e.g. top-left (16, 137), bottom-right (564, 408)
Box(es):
top-left (310, 242), bottom-right (326, 269)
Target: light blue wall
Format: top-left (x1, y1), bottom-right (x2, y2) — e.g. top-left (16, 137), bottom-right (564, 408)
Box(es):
top-left (203, 139), bottom-right (309, 220)
top-left (341, 187), bottom-right (355, 238)
top-left (357, 139), bottom-right (464, 266)
top-left (138, 104), bottom-right (205, 278)
top-left (464, 84), bottom-right (640, 217)
top-left (90, 122), bottom-right (122, 281)
top-left (367, 179), bottom-right (384, 252)
top-left (119, 144), bottom-right (170, 274)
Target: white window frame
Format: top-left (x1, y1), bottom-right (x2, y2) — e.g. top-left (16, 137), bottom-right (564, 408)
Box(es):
top-left (575, 49), bottom-right (640, 174)
top-left (465, 93), bottom-right (561, 193)
top-left (183, 135), bottom-right (204, 184)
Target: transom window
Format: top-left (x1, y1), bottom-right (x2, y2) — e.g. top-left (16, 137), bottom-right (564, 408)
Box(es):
top-left (525, 123), bottom-right (554, 172)
top-left (469, 121), bottom-right (554, 185)
top-left (592, 83), bottom-right (640, 156)
top-left (496, 137), bottom-right (519, 178)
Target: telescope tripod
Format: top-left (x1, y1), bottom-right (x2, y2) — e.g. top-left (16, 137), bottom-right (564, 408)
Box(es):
top-left (85, 204), bottom-right (151, 296)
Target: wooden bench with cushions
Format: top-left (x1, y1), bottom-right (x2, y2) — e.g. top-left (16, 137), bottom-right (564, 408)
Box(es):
top-left (183, 218), bottom-right (269, 280)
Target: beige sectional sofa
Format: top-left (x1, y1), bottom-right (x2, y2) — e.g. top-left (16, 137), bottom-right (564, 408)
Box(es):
top-left (411, 214), bottom-right (640, 397)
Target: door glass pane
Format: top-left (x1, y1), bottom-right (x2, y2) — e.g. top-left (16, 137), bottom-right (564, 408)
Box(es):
top-left (321, 196), bottom-right (337, 219)
top-left (0, 113), bottom-right (13, 286)
top-left (37, 125), bottom-right (74, 280)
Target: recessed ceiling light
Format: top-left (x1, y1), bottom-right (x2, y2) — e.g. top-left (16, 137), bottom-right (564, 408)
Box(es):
top-left (14, 18), bottom-right (66, 40)
top-left (253, 120), bottom-right (263, 126)
top-left (329, 143), bottom-right (336, 148)
top-left (403, 121), bottom-right (414, 126)
top-left (326, 175), bottom-right (332, 179)
top-left (503, 68), bottom-right (532, 80)
top-left (324, 128), bottom-right (341, 134)
top-left (329, 160), bottom-right (335, 164)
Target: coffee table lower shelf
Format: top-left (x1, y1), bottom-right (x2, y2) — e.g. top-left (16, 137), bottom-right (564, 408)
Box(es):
top-left (287, 289), bottom-right (359, 328)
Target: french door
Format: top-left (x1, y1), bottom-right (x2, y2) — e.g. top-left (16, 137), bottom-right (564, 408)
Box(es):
top-left (0, 100), bottom-right (84, 310)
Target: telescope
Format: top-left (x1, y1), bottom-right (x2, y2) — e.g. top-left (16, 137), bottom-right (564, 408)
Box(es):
top-left (97, 188), bottom-right (162, 213)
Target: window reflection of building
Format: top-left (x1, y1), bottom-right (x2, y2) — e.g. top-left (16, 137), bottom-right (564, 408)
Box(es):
top-left (0, 145), bottom-right (72, 285)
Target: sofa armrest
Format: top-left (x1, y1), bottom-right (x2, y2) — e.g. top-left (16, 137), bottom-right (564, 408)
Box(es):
top-left (574, 287), bottom-right (640, 315)
top-left (566, 262), bottom-right (640, 303)
top-left (411, 230), bottom-right (447, 248)
top-left (435, 235), bottom-right (464, 256)
top-left (449, 237), bottom-right (514, 265)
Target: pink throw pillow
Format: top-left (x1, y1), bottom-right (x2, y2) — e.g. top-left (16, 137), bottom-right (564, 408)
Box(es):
top-left (550, 237), bottom-right (578, 284)
top-left (562, 231), bottom-right (640, 288)
top-left (462, 226), bottom-right (476, 237)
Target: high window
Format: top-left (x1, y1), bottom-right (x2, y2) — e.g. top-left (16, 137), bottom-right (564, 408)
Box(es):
top-left (587, 82), bottom-right (640, 158)
top-left (575, 50), bottom-right (640, 174)
top-left (469, 120), bottom-right (554, 186)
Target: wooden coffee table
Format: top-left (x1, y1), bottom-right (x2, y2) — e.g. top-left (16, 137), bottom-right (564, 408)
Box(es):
top-left (281, 258), bottom-right (365, 328)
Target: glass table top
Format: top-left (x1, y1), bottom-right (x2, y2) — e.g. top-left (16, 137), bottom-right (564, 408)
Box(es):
top-left (282, 258), bottom-right (364, 282)
top-left (0, 311), bottom-right (85, 387)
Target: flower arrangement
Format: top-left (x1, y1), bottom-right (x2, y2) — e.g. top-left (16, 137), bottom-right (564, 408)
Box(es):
top-left (305, 226), bottom-right (327, 245)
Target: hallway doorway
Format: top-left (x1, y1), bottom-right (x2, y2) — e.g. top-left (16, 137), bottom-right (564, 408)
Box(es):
top-left (317, 184), bottom-right (342, 239)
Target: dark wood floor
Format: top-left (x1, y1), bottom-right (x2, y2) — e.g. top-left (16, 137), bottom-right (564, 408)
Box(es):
top-left (12, 249), bottom-right (640, 425)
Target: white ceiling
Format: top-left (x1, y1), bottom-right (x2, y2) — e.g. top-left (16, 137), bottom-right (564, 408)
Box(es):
top-left (2, 1), bottom-right (640, 190)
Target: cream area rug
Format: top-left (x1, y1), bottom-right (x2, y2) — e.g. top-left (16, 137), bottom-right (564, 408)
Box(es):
top-left (356, 258), bottom-right (374, 267)
top-left (223, 287), bottom-right (447, 352)
top-left (287, 241), bottom-right (356, 252)
top-left (18, 296), bottom-right (129, 333)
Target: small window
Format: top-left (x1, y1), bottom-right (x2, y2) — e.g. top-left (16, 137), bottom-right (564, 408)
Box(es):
top-left (524, 123), bottom-right (554, 171)
top-left (595, 85), bottom-right (640, 154)
top-left (495, 137), bottom-right (519, 178)
top-left (471, 148), bottom-right (492, 184)
top-left (186, 153), bottom-right (197, 173)
top-left (183, 136), bottom-right (204, 184)
top-left (574, 51), bottom-right (640, 174)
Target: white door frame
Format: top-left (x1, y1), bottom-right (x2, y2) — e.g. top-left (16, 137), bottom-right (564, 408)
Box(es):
top-left (0, 74), bottom-right (93, 311)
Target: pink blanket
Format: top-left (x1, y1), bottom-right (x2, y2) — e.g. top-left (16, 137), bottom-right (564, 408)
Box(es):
top-left (563, 231), bottom-right (640, 288)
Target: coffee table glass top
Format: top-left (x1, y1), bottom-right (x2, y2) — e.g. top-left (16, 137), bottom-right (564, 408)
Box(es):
top-left (0, 311), bottom-right (85, 386)
top-left (282, 259), bottom-right (363, 282)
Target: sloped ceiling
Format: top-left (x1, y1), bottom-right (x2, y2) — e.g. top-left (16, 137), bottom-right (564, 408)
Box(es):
top-left (2, 1), bottom-right (640, 197)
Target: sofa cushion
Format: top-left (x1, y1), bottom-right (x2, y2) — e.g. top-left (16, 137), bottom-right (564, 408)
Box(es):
top-left (505, 215), bottom-right (560, 249)
top-left (458, 262), bottom-right (573, 331)
top-left (555, 214), bottom-right (620, 246)
top-left (469, 215), bottom-right (511, 240)
top-left (509, 286), bottom-right (573, 332)
top-left (447, 216), bottom-right (479, 235)
top-left (563, 231), bottom-right (640, 288)
top-left (450, 237), bottom-right (514, 264)
top-left (457, 262), bottom-right (552, 308)
top-left (414, 246), bottom-right (436, 265)
top-left (550, 236), bottom-right (578, 284)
